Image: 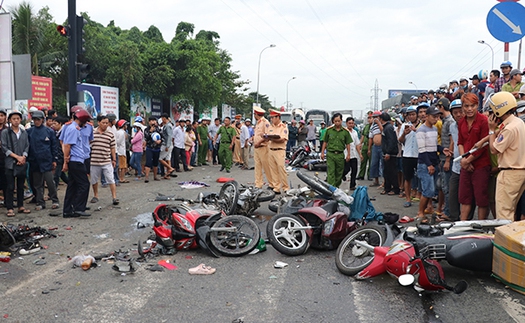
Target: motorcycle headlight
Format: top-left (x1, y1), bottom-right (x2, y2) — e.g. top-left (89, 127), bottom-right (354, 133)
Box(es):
top-left (323, 218), bottom-right (336, 235)
top-left (176, 216), bottom-right (194, 233)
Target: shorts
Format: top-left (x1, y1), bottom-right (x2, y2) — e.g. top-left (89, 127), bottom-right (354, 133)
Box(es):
top-left (488, 174), bottom-right (497, 204)
top-left (459, 165), bottom-right (490, 207)
top-left (417, 163), bottom-right (437, 198)
top-left (118, 155), bottom-right (127, 169)
top-left (208, 139), bottom-right (213, 151)
top-left (90, 164), bottom-right (115, 185)
top-left (145, 148), bottom-right (160, 168)
top-left (402, 157), bottom-right (418, 181)
top-left (159, 146), bottom-right (173, 161)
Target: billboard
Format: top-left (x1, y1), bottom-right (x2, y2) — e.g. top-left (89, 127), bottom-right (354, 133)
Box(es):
top-left (169, 98), bottom-right (194, 122)
top-left (388, 89), bottom-right (421, 98)
top-left (130, 91), bottom-right (163, 125)
top-left (77, 83), bottom-right (119, 119)
top-left (14, 75), bottom-right (53, 117)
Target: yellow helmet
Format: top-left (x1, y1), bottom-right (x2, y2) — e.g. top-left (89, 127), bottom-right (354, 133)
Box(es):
top-left (488, 91), bottom-right (517, 117)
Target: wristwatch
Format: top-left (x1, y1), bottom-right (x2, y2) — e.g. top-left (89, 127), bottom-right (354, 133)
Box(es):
top-left (489, 130), bottom-right (495, 135)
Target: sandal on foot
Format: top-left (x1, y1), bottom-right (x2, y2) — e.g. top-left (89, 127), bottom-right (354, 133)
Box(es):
top-left (6, 210), bottom-right (15, 217)
top-left (90, 197), bottom-right (99, 203)
top-left (387, 191), bottom-right (397, 196)
top-left (403, 201), bottom-right (412, 207)
top-left (154, 178), bottom-right (160, 181)
top-left (112, 198), bottom-right (119, 205)
top-left (52, 203), bottom-right (59, 209)
top-left (18, 208), bottom-right (31, 214)
top-left (380, 191), bottom-right (387, 195)
top-left (188, 264), bottom-right (216, 275)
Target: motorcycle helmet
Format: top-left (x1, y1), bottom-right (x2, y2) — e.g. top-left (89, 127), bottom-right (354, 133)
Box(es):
top-left (478, 69), bottom-right (488, 80)
top-left (70, 105), bottom-right (83, 115)
top-left (75, 108), bottom-right (92, 123)
top-left (500, 60), bottom-right (512, 68)
top-left (134, 116), bottom-right (143, 123)
top-left (450, 99), bottom-right (462, 110)
top-left (487, 91), bottom-right (517, 117)
top-left (117, 119), bottom-right (129, 128)
top-left (406, 106), bottom-right (417, 114)
top-left (107, 113), bottom-right (117, 122)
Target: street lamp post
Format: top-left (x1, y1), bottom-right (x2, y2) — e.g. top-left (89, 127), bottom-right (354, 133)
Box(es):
top-left (478, 40), bottom-right (494, 70)
top-left (286, 77), bottom-right (296, 110)
top-left (256, 44), bottom-right (276, 104)
top-left (408, 81), bottom-right (418, 90)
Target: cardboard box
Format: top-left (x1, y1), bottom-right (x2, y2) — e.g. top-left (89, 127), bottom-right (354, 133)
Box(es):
top-left (494, 221), bottom-right (525, 255)
top-left (493, 221), bottom-right (525, 295)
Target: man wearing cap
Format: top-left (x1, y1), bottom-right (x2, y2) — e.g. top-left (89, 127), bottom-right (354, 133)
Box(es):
top-left (436, 98), bottom-right (453, 219)
top-left (501, 69), bottom-right (524, 99)
top-left (265, 110), bottom-right (289, 193)
top-left (2, 111), bottom-right (30, 217)
top-left (253, 106), bottom-right (274, 188)
top-left (60, 108), bottom-right (93, 217)
top-left (286, 120), bottom-right (298, 153)
top-left (27, 110), bottom-right (59, 211)
top-left (357, 111), bottom-right (373, 180)
top-left (415, 106), bottom-right (450, 222)
top-left (367, 110), bottom-right (383, 187)
top-left (196, 118), bottom-right (209, 166)
top-left (495, 61), bottom-right (513, 93)
top-left (214, 117), bottom-right (237, 173)
top-left (240, 118), bottom-right (252, 170)
top-left (321, 113), bottom-right (351, 188)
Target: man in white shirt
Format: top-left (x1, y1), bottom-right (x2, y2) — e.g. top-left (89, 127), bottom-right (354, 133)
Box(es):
top-left (171, 120), bottom-right (190, 172)
top-left (115, 120), bottom-right (128, 183)
top-left (343, 117), bottom-right (361, 190)
top-left (398, 106), bottom-right (419, 207)
top-left (240, 119), bottom-right (252, 170)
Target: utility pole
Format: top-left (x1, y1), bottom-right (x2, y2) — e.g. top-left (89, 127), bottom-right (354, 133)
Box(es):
top-left (67, 0), bottom-right (78, 109)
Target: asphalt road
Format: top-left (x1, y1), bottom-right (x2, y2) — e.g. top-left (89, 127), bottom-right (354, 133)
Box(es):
top-left (1, 164), bottom-right (525, 323)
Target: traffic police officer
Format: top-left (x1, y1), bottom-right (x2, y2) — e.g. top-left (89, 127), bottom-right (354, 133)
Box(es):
top-left (214, 117), bottom-right (237, 173)
top-left (321, 113), bottom-right (352, 188)
top-left (265, 109), bottom-right (289, 194)
top-left (253, 106), bottom-right (273, 188)
top-left (486, 92), bottom-right (525, 220)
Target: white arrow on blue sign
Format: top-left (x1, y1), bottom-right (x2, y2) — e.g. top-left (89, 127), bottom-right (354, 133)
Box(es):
top-left (486, 1), bottom-right (525, 42)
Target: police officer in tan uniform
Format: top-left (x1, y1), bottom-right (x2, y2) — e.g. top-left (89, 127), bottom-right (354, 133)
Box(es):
top-left (486, 92), bottom-right (525, 220)
top-left (253, 106), bottom-right (273, 188)
top-left (265, 109), bottom-right (289, 194)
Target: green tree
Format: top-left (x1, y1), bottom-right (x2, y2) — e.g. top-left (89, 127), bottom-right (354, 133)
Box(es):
top-left (10, 1), bottom-right (43, 74)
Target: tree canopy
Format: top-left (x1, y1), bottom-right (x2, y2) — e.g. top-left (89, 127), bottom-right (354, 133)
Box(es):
top-left (9, 4), bottom-right (273, 117)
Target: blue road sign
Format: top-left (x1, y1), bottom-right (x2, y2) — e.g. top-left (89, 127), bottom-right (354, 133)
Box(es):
top-left (486, 1), bottom-right (525, 42)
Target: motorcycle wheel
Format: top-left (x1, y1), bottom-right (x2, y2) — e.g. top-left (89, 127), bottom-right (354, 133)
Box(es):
top-left (0, 225), bottom-right (16, 249)
top-left (267, 213), bottom-right (309, 256)
top-left (296, 171), bottom-right (332, 196)
top-left (209, 215), bottom-right (260, 256)
top-left (335, 224), bottom-right (386, 276)
top-left (255, 189), bottom-right (276, 202)
top-left (218, 181), bottom-right (239, 215)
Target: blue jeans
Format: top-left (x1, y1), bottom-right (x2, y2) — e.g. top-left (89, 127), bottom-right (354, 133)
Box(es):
top-left (370, 145), bottom-right (383, 179)
top-left (417, 163), bottom-right (438, 198)
top-left (130, 152), bottom-right (142, 176)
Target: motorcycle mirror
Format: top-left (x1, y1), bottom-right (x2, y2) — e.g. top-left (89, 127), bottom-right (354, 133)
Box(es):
top-left (398, 274), bottom-right (415, 286)
top-left (453, 280), bottom-right (468, 294)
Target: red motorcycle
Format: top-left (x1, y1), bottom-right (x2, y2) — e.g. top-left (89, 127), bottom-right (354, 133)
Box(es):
top-left (266, 171), bottom-right (357, 256)
top-left (139, 201), bottom-right (260, 258)
top-left (335, 220), bottom-right (510, 293)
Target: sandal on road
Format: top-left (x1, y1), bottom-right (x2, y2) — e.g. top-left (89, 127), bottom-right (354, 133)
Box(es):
top-left (18, 208), bottom-right (31, 214)
top-left (188, 264), bottom-right (216, 275)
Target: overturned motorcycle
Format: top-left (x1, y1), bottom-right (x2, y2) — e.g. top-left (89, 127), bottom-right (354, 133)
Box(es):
top-left (138, 202), bottom-right (261, 258)
top-left (335, 219), bottom-right (511, 293)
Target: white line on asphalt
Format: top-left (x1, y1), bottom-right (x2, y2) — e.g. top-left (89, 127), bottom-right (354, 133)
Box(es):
top-left (480, 281), bottom-right (525, 322)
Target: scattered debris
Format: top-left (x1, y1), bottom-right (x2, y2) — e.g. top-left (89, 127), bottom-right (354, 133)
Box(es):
top-left (178, 181), bottom-right (210, 189)
top-left (71, 255), bottom-right (96, 270)
top-left (274, 261), bottom-right (288, 269)
top-left (158, 260), bottom-right (177, 270)
top-left (146, 264), bottom-right (165, 272)
top-left (33, 259), bottom-right (46, 265)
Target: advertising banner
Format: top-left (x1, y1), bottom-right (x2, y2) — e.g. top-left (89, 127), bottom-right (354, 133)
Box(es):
top-left (77, 83), bottom-right (119, 119)
top-left (14, 75), bottom-right (53, 117)
top-left (130, 91), bottom-right (162, 125)
top-left (170, 98), bottom-right (194, 122)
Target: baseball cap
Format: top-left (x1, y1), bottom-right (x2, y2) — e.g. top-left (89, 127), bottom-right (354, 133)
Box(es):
top-left (516, 100), bottom-right (525, 113)
top-left (436, 98), bottom-right (450, 109)
top-left (510, 69), bottom-right (523, 77)
top-left (426, 106), bottom-right (441, 116)
top-left (459, 77), bottom-right (468, 82)
top-left (470, 74), bottom-right (480, 81)
top-left (410, 95), bottom-right (418, 100)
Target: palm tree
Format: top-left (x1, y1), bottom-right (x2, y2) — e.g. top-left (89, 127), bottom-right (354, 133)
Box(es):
top-left (10, 1), bottom-right (43, 74)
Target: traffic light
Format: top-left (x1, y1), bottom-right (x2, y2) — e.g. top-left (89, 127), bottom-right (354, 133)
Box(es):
top-left (78, 63), bottom-right (90, 83)
top-left (56, 25), bottom-right (68, 37)
top-left (76, 15), bottom-right (87, 55)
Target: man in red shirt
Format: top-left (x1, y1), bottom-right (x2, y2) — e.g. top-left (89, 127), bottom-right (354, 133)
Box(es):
top-left (457, 93), bottom-right (491, 220)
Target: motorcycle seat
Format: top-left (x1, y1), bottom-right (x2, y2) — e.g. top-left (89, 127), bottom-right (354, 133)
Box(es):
top-left (320, 200), bottom-right (339, 215)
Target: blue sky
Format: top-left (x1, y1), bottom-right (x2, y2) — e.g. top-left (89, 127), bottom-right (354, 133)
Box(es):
top-left (5, 0), bottom-right (523, 115)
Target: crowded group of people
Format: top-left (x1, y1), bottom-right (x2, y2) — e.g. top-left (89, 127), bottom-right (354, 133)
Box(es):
top-left (332, 63), bottom-right (525, 223)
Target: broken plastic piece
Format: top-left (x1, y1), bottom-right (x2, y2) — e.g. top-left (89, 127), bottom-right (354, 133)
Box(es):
top-left (158, 260), bottom-right (177, 270)
top-left (274, 261), bottom-right (288, 269)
